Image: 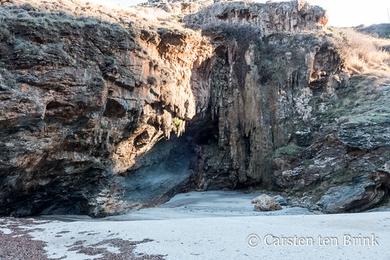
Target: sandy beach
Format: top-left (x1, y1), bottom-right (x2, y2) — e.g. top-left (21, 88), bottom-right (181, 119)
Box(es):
top-left (1, 191), bottom-right (389, 260)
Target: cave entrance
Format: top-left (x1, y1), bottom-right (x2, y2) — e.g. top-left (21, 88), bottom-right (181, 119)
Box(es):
top-left (116, 112), bottom-right (220, 210)
top-left (121, 134), bottom-right (196, 207)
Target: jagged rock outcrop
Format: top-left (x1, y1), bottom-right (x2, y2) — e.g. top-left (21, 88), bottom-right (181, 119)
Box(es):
top-left (0, 0), bottom-right (389, 216)
top-left (184, 0), bottom-right (328, 32)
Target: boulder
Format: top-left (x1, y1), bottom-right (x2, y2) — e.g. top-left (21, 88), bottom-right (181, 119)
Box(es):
top-left (252, 194), bottom-right (282, 211)
top-left (317, 174), bottom-right (389, 213)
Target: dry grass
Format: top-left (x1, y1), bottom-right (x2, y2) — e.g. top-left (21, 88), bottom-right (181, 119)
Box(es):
top-left (0, 0), bottom-right (184, 31)
top-left (335, 28), bottom-right (390, 74)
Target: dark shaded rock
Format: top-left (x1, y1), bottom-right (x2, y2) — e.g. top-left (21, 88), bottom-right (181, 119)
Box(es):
top-left (317, 174), bottom-right (388, 213)
top-left (273, 195), bottom-right (288, 206)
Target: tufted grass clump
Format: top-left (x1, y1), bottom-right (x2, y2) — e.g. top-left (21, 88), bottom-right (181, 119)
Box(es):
top-left (172, 117), bottom-right (185, 137)
top-left (336, 28), bottom-right (390, 74)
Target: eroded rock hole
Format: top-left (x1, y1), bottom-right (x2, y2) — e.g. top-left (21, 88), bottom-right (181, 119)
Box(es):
top-left (103, 98), bottom-right (126, 118)
top-left (134, 130), bottom-right (150, 148)
top-left (44, 101), bottom-right (77, 122)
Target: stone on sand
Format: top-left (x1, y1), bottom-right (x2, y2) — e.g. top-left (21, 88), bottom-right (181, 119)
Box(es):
top-left (252, 194), bottom-right (282, 211)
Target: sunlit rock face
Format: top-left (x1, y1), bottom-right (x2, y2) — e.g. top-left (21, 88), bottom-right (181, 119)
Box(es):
top-left (0, 0), bottom-right (389, 216)
top-left (0, 0), bottom-right (213, 216)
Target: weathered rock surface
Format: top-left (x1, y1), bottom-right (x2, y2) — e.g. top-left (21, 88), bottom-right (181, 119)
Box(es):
top-left (317, 173), bottom-right (388, 214)
top-left (0, 0), bottom-right (389, 216)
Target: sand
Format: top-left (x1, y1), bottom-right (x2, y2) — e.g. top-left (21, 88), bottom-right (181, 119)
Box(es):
top-left (0, 191), bottom-right (389, 259)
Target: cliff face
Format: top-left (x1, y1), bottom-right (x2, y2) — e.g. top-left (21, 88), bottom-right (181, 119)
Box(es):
top-left (0, 0), bottom-right (214, 215)
top-left (0, 0), bottom-right (389, 216)
top-left (193, 32), bottom-right (341, 189)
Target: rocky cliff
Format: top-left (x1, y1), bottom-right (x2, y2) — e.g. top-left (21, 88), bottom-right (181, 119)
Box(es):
top-left (0, 0), bottom-right (389, 216)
